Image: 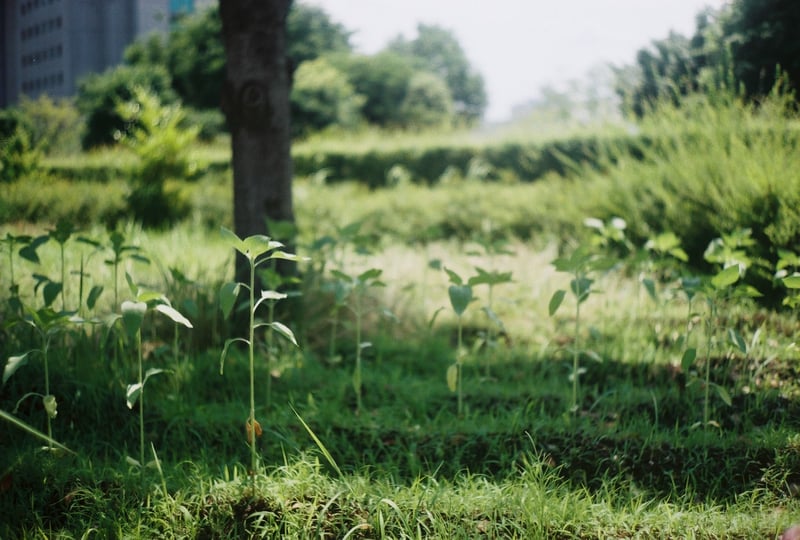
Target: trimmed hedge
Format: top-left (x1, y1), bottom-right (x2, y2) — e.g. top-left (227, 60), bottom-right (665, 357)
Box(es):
top-left (292, 133), bottom-right (642, 186)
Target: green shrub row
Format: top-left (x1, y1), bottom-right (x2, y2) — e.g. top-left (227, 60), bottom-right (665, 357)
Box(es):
top-left (292, 133), bottom-right (642, 186)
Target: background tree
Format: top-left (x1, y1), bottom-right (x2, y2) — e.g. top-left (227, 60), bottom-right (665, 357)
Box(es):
top-left (333, 51), bottom-right (417, 127)
top-left (290, 58), bottom-right (364, 137)
top-left (399, 71), bottom-right (454, 129)
top-left (722, 0), bottom-right (800, 98)
top-left (389, 24), bottom-right (487, 125)
top-left (616, 0), bottom-right (800, 116)
top-left (219, 0), bottom-right (295, 279)
top-left (286, 3), bottom-right (352, 67)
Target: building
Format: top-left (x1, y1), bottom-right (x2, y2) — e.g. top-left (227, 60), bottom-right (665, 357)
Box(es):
top-left (0, 0), bottom-right (212, 109)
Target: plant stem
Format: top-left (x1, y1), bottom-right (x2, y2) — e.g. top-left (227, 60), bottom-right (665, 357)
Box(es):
top-left (355, 293), bottom-right (363, 414)
top-left (43, 336), bottom-right (52, 449)
top-left (457, 316), bottom-right (463, 417)
top-left (137, 328), bottom-right (144, 467)
top-left (266, 300), bottom-right (275, 409)
top-left (248, 259), bottom-right (257, 478)
top-left (573, 296), bottom-right (581, 417)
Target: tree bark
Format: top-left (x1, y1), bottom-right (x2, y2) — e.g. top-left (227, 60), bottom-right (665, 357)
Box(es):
top-left (219, 0), bottom-right (295, 279)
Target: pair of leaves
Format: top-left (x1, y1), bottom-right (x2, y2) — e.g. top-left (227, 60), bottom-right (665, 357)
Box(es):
top-left (121, 300), bottom-right (193, 339)
top-left (126, 368), bottom-right (168, 409)
top-left (548, 277), bottom-right (594, 316)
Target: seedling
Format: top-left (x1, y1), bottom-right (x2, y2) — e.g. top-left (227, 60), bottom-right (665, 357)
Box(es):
top-left (2, 232), bottom-right (47, 312)
top-left (104, 230), bottom-right (150, 308)
top-left (548, 245), bottom-right (607, 416)
top-left (218, 227), bottom-right (300, 477)
top-left (3, 305), bottom-right (78, 450)
top-left (776, 249), bottom-right (800, 309)
top-left (330, 267), bottom-right (385, 414)
top-left (120, 273), bottom-right (192, 468)
top-left (468, 266), bottom-right (512, 376)
top-left (445, 268), bottom-right (473, 417)
top-left (679, 230), bottom-right (760, 430)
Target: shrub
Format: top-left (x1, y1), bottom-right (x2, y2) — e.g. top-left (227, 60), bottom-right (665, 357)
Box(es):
top-left (115, 87), bottom-right (199, 227)
top-left (76, 64), bottom-right (176, 149)
top-left (291, 58), bottom-right (364, 137)
top-left (0, 110), bottom-right (40, 183)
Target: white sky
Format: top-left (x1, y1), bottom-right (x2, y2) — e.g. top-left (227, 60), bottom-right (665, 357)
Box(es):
top-left (304, 0), bottom-right (730, 121)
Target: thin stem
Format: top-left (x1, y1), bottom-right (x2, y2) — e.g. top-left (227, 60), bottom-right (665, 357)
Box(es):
top-left (355, 293), bottom-right (363, 414)
top-left (137, 329), bottom-right (144, 467)
top-left (60, 244), bottom-right (66, 312)
top-left (266, 300), bottom-right (275, 409)
top-left (457, 316), bottom-right (463, 417)
top-left (248, 259), bottom-right (257, 478)
top-left (43, 335), bottom-right (52, 449)
top-left (573, 296), bottom-right (581, 416)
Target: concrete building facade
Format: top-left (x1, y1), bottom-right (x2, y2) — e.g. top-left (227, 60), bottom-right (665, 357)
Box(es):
top-left (0, 0), bottom-right (183, 108)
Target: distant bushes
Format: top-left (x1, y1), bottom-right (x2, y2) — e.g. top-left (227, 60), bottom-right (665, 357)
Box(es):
top-left (292, 133), bottom-right (638, 187)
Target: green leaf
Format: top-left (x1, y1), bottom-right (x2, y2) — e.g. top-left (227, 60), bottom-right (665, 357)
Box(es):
top-left (219, 337), bottom-right (249, 374)
top-left (357, 268), bottom-right (382, 283)
top-left (220, 226), bottom-right (244, 253)
top-left (125, 272), bottom-right (138, 297)
top-left (446, 363), bottom-right (458, 392)
top-left (18, 235), bottom-right (48, 264)
top-left (42, 281), bottom-right (62, 307)
top-left (4, 351), bottom-right (33, 384)
top-left (680, 347), bottom-right (697, 373)
top-left (121, 301), bottom-right (147, 338)
top-left (549, 289), bottom-right (566, 316)
top-left (448, 284), bottom-right (472, 316)
top-left (713, 384), bottom-right (732, 406)
top-left (268, 321), bottom-right (299, 347)
top-left (241, 235), bottom-right (281, 259)
top-left (783, 274), bottom-right (800, 289)
top-left (86, 285), bottom-right (104, 310)
top-left (126, 368), bottom-right (168, 409)
top-left (219, 282), bottom-right (241, 319)
top-left (570, 277), bottom-right (593, 303)
top-left (728, 328), bottom-right (747, 354)
top-left (0, 410), bottom-right (74, 454)
top-left (155, 303), bottom-right (193, 328)
top-left (261, 290), bottom-right (287, 301)
top-left (641, 278), bottom-right (657, 302)
top-left (125, 383), bottom-right (143, 409)
top-left (711, 265), bottom-right (740, 289)
top-left (444, 268), bottom-right (463, 286)
top-left (268, 250), bottom-right (303, 262)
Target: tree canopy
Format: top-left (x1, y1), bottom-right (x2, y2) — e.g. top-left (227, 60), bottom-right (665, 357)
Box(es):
top-left (616, 0), bottom-right (800, 116)
top-left (78, 2), bottom-right (487, 143)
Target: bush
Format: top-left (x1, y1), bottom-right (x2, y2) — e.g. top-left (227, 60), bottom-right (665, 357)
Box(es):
top-left (76, 64), bottom-right (176, 149)
top-left (115, 87), bottom-right (199, 227)
top-left (0, 110), bottom-right (40, 182)
top-left (15, 94), bottom-right (83, 155)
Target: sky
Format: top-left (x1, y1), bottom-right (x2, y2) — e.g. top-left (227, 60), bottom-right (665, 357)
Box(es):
top-left (305, 0), bottom-right (730, 122)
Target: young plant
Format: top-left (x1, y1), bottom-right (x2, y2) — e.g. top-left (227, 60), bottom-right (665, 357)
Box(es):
top-left (445, 268), bottom-right (473, 417)
top-left (776, 249), bottom-right (800, 309)
top-left (104, 229), bottom-right (150, 308)
top-left (329, 267), bottom-right (385, 414)
top-left (548, 245), bottom-right (606, 417)
top-left (679, 230), bottom-right (759, 430)
top-left (120, 274), bottom-right (192, 468)
top-left (2, 232), bottom-right (47, 312)
top-left (468, 266), bottom-right (512, 377)
top-left (218, 227), bottom-right (300, 477)
top-left (3, 306), bottom-right (77, 450)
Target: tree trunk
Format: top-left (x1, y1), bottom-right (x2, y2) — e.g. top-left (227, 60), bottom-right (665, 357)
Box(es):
top-left (219, 0), bottom-right (294, 280)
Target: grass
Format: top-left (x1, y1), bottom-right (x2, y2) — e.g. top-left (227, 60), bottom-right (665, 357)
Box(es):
top-left (4, 87), bottom-right (800, 537)
top-left (3, 223), bottom-right (800, 537)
